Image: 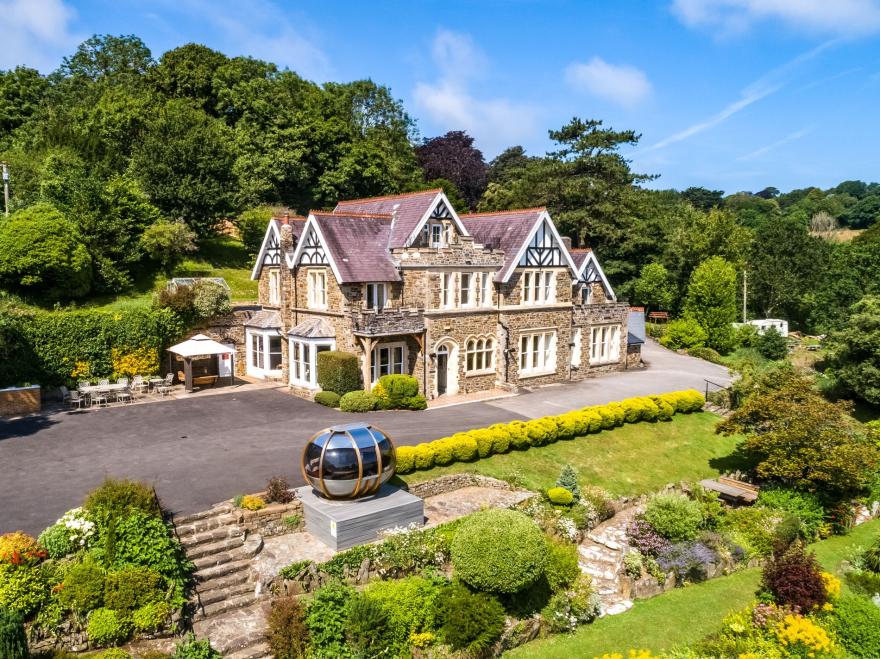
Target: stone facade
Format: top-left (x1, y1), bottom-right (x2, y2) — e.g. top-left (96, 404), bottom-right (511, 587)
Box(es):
top-left (244, 198), bottom-right (634, 401)
top-left (0, 385), bottom-right (41, 417)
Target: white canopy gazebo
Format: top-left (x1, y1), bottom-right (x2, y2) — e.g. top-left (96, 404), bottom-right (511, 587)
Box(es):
top-left (167, 334), bottom-right (236, 392)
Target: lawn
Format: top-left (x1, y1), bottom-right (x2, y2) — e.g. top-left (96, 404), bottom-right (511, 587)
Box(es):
top-left (397, 412), bottom-right (742, 498)
top-left (507, 519), bottom-right (880, 658)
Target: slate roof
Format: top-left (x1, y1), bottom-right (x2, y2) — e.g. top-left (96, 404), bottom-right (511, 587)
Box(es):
top-left (460, 208), bottom-right (545, 282)
top-left (244, 309), bottom-right (282, 329)
top-left (288, 316), bottom-right (336, 338)
top-left (569, 248), bottom-right (593, 271)
top-left (270, 216), bottom-right (306, 241)
top-left (628, 309), bottom-right (646, 345)
top-left (334, 189), bottom-right (441, 248)
top-left (311, 212), bottom-right (401, 283)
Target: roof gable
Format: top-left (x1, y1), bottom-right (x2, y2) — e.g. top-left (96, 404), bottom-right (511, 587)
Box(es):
top-left (250, 217), bottom-right (306, 280)
top-left (575, 249), bottom-right (616, 301)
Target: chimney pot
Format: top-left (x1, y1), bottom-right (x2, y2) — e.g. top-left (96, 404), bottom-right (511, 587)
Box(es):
top-left (283, 210), bottom-right (290, 225)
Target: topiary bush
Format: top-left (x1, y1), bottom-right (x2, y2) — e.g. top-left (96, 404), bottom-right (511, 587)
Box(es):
top-left (451, 509), bottom-right (548, 594)
top-left (316, 351), bottom-right (361, 396)
top-left (265, 476), bottom-right (293, 504)
top-left (687, 346), bottom-right (723, 364)
top-left (0, 607), bottom-right (28, 659)
top-left (372, 374), bottom-right (423, 410)
top-left (86, 607), bottom-right (132, 646)
top-left (59, 557), bottom-right (105, 613)
top-left (547, 487), bottom-right (574, 506)
top-left (829, 595), bottom-right (880, 658)
top-left (642, 493), bottom-right (704, 542)
top-left (555, 464), bottom-right (581, 500)
top-left (412, 444), bottom-right (435, 470)
top-left (339, 390), bottom-right (378, 413)
top-left (394, 446), bottom-right (416, 473)
top-left (267, 595), bottom-right (309, 659)
top-left (544, 538), bottom-right (580, 592)
top-left (436, 584), bottom-right (506, 654)
top-left (313, 391), bottom-right (340, 408)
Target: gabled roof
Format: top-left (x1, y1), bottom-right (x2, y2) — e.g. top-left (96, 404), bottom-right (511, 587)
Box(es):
top-left (250, 216), bottom-right (306, 280)
top-left (288, 316), bottom-right (336, 338)
top-left (244, 309), bottom-right (282, 329)
top-left (574, 249), bottom-right (617, 302)
top-left (291, 212), bottom-right (401, 284)
top-left (334, 188), bottom-right (468, 248)
top-left (461, 208), bottom-right (577, 282)
top-left (569, 248), bottom-right (592, 270)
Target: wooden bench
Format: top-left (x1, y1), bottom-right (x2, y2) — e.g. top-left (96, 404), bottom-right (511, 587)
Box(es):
top-left (699, 477), bottom-right (760, 504)
top-left (178, 371), bottom-right (219, 388)
top-left (648, 311), bottom-right (669, 323)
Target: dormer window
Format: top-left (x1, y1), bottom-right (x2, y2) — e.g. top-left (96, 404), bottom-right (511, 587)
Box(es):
top-left (268, 269), bottom-right (280, 306)
top-left (431, 224), bottom-right (443, 247)
top-left (307, 270), bottom-right (327, 309)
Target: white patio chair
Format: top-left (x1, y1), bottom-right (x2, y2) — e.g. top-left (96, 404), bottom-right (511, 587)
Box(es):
top-left (91, 390), bottom-right (108, 408)
top-left (68, 390), bottom-right (87, 410)
top-left (116, 377), bottom-right (129, 387)
top-left (78, 380), bottom-right (91, 392)
top-left (131, 375), bottom-right (148, 395)
top-left (98, 378), bottom-right (110, 387)
top-left (116, 388), bottom-right (132, 404)
top-left (157, 373), bottom-right (175, 397)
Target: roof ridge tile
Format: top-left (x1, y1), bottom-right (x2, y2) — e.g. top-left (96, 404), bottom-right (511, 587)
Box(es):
top-left (335, 188), bottom-right (442, 206)
top-left (460, 207), bottom-right (547, 218)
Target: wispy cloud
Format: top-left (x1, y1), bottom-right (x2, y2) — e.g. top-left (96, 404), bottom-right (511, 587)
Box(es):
top-left (737, 127), bottom-right (813, 160)
top-left (157, 0), bottom-right (332, 80)
top-left (798, 67), bottom-right (861, 91)
top-left (672, 0), bottom-right (880, 37)
top-left (564, 57), bottom-right (651, 108)
top-left (413, 28), bottom-right (539, 154)
top-left (0, 0), bottom-right (80, 71)
top-left (640, 41), bottom-right (834, 153)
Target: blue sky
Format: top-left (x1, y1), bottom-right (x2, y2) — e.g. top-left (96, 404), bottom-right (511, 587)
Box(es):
top-left (3, 0), bottom-right (880, 193)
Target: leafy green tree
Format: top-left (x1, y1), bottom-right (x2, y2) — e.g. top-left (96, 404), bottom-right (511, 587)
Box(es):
top-left (748, 216), bottom-right (828, 323)
top-left (723, 192), bottom-right (780, 227)
top-left (631, 262), bottom-right (675, 314)
top-left (681, 186), bottom-right (723, 211)
top-left (140, 220), bottom-right (196, 274)
top-left (149, 43), bottom-right (229, 112)
top-left (684, 257), bottom-right (737, 353)
top-left (659, 317), bottom-right (707, 350)
top-left (59, 34), bottom-right (154, 85)
top-left (756, 326), bottom-right (788, 360)
top-left (0, 67), bottom-right (48, 141)
top-left (486, 145), bottom-right (533, 184)
top-left (842, 194), bottom-right (880, 228)
top-left (826, 296), bottom-right (880, 404)
top-left (0, 203), bottom-right (92, 300)
top-left (235, 207), bottom-right (274, 257)
top-left (422, 178), bottom-right (466, 212)
top-left (129, 99), bottom-right (237, 235)
top-left (718, 372), bottom-right (880, 499)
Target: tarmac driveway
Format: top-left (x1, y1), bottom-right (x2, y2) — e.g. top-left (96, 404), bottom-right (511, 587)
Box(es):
top-left (0, 340), bottom-right (731, 534)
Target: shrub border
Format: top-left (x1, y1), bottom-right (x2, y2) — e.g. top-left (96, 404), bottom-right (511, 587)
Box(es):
top-left (394, 390), bottom-right (706, 475)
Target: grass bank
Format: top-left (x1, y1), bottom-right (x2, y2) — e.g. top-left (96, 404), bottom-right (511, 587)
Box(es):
top-left (507, 519), bottom-right (880, 658)
top-left (397, 412), bottom-right (741, 497)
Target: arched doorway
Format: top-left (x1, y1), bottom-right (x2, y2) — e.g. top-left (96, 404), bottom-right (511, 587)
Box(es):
top-left (434, 340), bottom-right (459, 397)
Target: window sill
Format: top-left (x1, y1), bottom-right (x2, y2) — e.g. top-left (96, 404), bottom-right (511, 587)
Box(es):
top-left (290, 380), bottom-right (318, 389)
top-left (465, 368), bottom-right (495, 377)
top-left (518, 369), bottom-right (557, 379)
top-left (589, 359), bottom-right (619, 366)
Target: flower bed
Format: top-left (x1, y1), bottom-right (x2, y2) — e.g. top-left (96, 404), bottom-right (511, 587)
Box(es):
top-left (395, 390), bottom-right (705, 475)
top-left (0, 478), bottom-right (192, 654)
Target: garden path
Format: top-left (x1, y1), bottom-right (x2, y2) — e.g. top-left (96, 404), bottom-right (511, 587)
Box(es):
top-left (579, 505), bottom-right (642, 616)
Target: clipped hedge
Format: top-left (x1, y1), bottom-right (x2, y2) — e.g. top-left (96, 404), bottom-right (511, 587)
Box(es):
top-left (373, 374), bottom-right (427, 411)
top-left (316, 351), bottom-right (361, 396)
top-left (394, 390), bottom-right (705, 475)
top-left (340, 390), bottom-right (378, 413)
top-left (314, 391), bottom-right (341, 408)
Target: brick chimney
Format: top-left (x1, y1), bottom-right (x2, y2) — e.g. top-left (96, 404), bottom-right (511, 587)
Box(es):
top-left (561, 236), bottom-right (572, 251)
top-left (283, 210), bottom-right (290, 225)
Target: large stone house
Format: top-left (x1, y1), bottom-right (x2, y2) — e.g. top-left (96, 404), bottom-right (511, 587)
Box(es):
top-left (244, 189), bottom-right (635, 400)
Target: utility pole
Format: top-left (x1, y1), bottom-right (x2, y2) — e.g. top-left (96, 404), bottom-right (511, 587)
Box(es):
top-left (1, 162), bottom-right (8, 217)
top-left (742, 267), bottom-right (748, 323)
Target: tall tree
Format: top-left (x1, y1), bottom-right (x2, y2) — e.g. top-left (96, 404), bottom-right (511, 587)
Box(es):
top-left (681, 186), bottom-right (723, 211)
top-left (149, 43), bottom-right (229, 112)
top-left (487, 146), bottom-right (532, 184)
top-left (630, 263), bottom-right (675, 314)
top-left (826, 295), bottom-right (880, 405)
top-left (59, 34), bottom-right (154, 86)
top-left (415, 131), bottom-right (487, 208)
top-left (0, 67), bottom-right (48, 141)
top-left (684, 256), bottom-right (737, 353)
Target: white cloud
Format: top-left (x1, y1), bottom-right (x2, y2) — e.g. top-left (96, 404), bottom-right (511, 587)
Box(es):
top-left (159, 0), bottom-right (331, 81)
top-left (672, 0), bottom-right (880, 37)
top-left (564, 57), bottom-right (651, 108)
top-left (0, 0), bottom-right (80, 71)
top-left (641, 41), bottom-right (832, 153)
top-left (412, 29), bottom-right (539, 155)
top-left (737, 127), bottom-right (812, 160)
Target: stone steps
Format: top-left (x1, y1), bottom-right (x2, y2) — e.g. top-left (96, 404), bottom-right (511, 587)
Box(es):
top-left (174, 504), bottom-right (233, 527)
top-left (196, 569), bottom-right (250, 595)
top-left (194, 592), bottom-right (259, 621)
top-left (194, 579), bottom-right (255, 608)
top-left (194, 557), bottom-right (253, 583)
top-left (180, 525), bottom-right (245, 550)
top-left (186, 534), bottom-right (247, 561)
top-left (226, 641), bottom-right (271, 659)
top-left (176, 513), bottom-right (239, 538)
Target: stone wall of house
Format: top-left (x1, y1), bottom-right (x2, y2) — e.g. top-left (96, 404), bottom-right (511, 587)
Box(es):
top-left (0, 386), bottom-right (40, 417)
top-left (197, 308), bottom-right (258, 377)
top-left (501, 308), bottom-right (574, 388)
top-left (569, 302), bottom-right (630, 381)
top-left (500, 267), bottom-right (572, 306)
top-left (424, 312), bottom-right (500, 397)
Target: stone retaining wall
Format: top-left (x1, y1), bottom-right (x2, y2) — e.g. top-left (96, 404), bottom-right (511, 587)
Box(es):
top-left (0, 385), bottom-right (41, 416)
top-left (236, 498), bottom-right (304, 537)
top-left (405, 473), bottom-right (514, 499)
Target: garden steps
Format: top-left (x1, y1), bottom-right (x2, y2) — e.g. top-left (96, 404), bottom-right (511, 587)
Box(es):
top-left (578, 505), bottom-right (641, 617)
top-left (195, 591), bottom-right (261, 620)
top-left (175, 512), bottom-right (239, 538)
top-left (192, 601), bottom-right (270, 658)
top-left (196, 579), bottom-right (256, 607)
top-left (185, 534), bottom-right (249, 560)
top-left (178, 524), bottom-right (245, 549)
top-left (226, 641), bottom-right (271, 659)
top-left (174, 504), bottom-right (234, 527)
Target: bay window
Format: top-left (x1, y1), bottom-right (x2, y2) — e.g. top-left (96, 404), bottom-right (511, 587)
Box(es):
top-left (290, 337), bottom-right (336, 388)
top-left (246, 329), bottom-right (284, 378)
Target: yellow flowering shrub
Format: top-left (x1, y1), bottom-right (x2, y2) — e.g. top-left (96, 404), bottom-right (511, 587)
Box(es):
top-left (820, 571), bottom-right (840, 600)
top-left (239, 495), bottom-right (265, 511)
top-left (111, 347), bottom-right (159, 378)
top-left (595, 652), bottom-right (661, 659)
top-left (774, 614), bottom-right (834, 657)
top-left (409, 631), bottom-right (435, 648)
top-left (71, 361), bottom-right (92, 379)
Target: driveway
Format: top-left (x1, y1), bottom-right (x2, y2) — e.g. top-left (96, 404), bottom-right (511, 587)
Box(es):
top-left (0, 340), bottom-right (731, 535)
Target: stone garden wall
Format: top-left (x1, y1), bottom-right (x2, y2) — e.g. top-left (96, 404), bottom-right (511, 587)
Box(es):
top-left (0, 384), bottom-right (41, 416)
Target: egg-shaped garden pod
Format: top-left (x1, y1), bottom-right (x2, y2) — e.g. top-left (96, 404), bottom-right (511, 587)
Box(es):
top-left (301, 422), bottom-right (396, 499)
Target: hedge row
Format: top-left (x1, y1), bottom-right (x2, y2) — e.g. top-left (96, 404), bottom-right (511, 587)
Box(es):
top-left (0, 307), bottom-right (185, 387)
top-left (394, 390), bottom-right (705, 474)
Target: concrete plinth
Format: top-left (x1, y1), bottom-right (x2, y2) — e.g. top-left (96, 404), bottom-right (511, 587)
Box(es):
top-left (296, 485), bottom-right (425, 551)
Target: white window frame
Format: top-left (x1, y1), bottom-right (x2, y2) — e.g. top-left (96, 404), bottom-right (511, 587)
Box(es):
top-left (480, 272), bottom-right (493, 307)
top-left (371, 342), bottom-right (407, 384)
top-left (465, 337), bottom-right (495, 374)
top-left (518, 331), bottom-right (557, 376)
top-left (289, 337), bottom-right (336, 389)
top-left (440, 272), bottom-right (455, 309)
top-left (307, 270), bottom-right (327, 309)
top-left (430, 224), bottom-right (444, 248)
top-left (571, 328), bottom-right (582, 368)
top-left (590, 325), bottom-right (621, 365)
top-left (365, 283), bottom-right (387, 310)
top-left (460, 272), bottom-right (473, 308)
top-left (246, 329), bottom-right (283, 378)
top-left (268, 269), bottom-right (280, 306)
top-left (521, 270), bottom-right (556, 305)
top-left (583, 285), bottom-right (594, 305)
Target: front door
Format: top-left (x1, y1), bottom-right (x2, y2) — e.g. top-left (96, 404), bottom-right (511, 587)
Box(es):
top-left (436, 347), bottom-right (448, 396)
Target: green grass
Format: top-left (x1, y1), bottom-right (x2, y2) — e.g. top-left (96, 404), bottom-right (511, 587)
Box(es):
top-left (397, 413), bottom-right (743, 498)
top-left (508, 519), bottom-right (880, 658)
